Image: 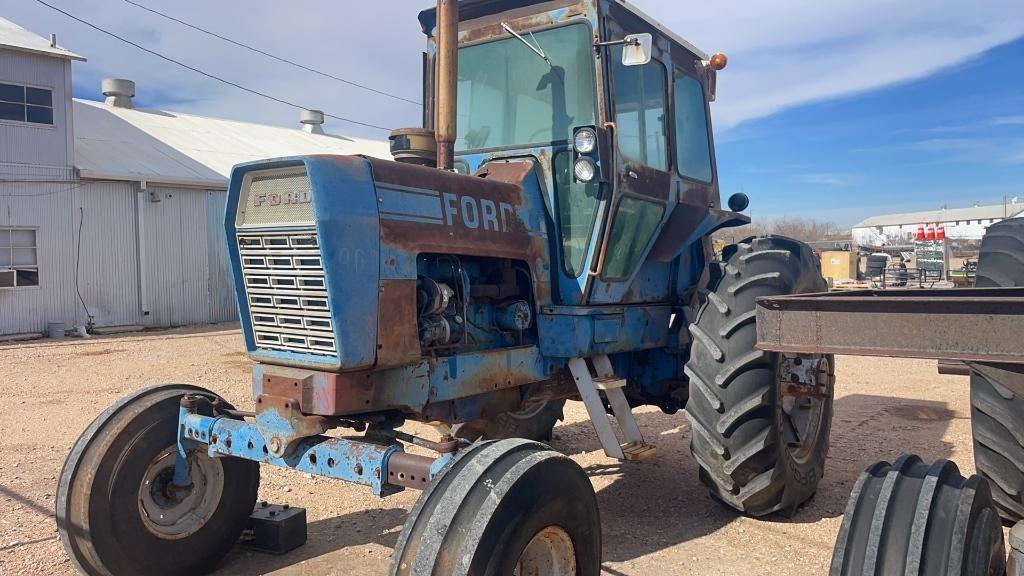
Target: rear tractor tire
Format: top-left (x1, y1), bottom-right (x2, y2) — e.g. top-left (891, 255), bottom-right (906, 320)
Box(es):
top-left (390, 439), bottom-right (601, 576)
top-left (57, 384), bottom-right (260, 576)
top-left (970, 217), bottom-right (1024, 523)
top-left (830, 455), bottom-right (1005, 576)
top-left (685, 235), bottom-right (835, 517)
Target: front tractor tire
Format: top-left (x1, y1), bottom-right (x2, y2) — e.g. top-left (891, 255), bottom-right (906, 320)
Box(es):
top-left (685, 236), bottom-right (835, 517)
top-left (390, 439), bottom-right (601, 576)
top-left (57, 384), bottom-right (260, 576)
top-left (830, 456), bottom-right (1004, 576)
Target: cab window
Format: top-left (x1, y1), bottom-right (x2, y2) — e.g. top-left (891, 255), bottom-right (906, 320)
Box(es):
top-left (674, 73), bottom-right (713, 182)
top-left (612, 49), bottom-right (668, 171)
top-left (602, 197), bottom-right (665, 279)
top-left (554, 151), bottom-right (602, 277)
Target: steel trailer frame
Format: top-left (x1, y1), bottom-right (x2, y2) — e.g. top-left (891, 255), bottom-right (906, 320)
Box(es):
top-left (755, 287), bottom-right (1024, 364)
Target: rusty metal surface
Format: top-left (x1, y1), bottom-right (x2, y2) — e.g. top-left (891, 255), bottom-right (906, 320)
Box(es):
top-left (436, 0), bottom-right (458, 170)
top-left (254, 345), bottom-right (553, 417)
top-left (254, 393), bottom-right (329, 457)
top-left (419, 1), bottom-right (592, 40)
top-left (370, 157), bottom-right (549, 279)
top-left (386, 451), bottom-right (434, 489)
top-left (375, 280), bottom-right (421, 369)
top-left (937, 359), bottom-right (971, 376)
top-left (253, 364), bottom-right (376, 415)
top-left (757, 288), bottom-right (1024, 364)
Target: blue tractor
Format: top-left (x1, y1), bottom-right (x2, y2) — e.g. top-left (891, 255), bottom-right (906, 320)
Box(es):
top-left (57, 1), bottom-right (834, 574)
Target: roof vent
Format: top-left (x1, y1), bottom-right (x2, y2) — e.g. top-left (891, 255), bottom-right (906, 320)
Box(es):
top-left (102, 78), bottom-right (135, 109)
top-left (300, 109), bottom-right (325, 134)
top-left (49, 34), bottom-right (57, 48)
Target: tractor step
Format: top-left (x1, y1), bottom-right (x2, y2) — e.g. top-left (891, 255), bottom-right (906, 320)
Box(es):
top-left (621, 441), bottom-right (657, 461)
top-left (592, 376), bottom-right (626, 390)
top-left (568, 355), bottom-right (654, 461)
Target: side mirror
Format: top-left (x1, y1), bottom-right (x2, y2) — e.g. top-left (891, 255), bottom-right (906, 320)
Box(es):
top-left (727, 193), bottom-right (750, 213)
top-left (621, 33), bottom-right (652, 66)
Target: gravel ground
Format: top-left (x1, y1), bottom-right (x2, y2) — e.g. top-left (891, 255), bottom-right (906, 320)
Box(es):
top-left (0, 325), bottom-right (978, 575)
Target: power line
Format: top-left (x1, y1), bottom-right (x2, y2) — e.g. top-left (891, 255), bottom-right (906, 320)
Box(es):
top-left (121, 0), bottom-right (421, 107)
top-left (32, 0), bottom-right (392, 132)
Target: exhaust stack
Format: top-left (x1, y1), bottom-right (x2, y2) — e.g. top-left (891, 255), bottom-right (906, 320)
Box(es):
top-left (435, 0), bottom-right (458, 170)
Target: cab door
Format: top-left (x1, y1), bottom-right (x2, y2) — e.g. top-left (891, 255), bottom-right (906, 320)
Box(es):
top-left (586, 30), bottom-right (674, 304)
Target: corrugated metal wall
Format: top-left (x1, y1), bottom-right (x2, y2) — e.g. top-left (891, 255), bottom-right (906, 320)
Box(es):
top-left (0, 179), bottom-right (238, 335)
top-left (140, 186), bottom-right (185, 327)
top-left (75, 181), bottom-right (142, 327)
top-left (0, 50), bottom-right (73, 167)
top-left (206, 190), bottom-right (237, 322)
top-left (139, 185), bottom-right (237, 329)
top-left (0, 166), bottom-right (77, 333)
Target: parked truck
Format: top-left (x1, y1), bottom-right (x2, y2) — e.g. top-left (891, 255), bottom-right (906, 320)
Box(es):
top-left (56, 1), bottom-right (835, 574)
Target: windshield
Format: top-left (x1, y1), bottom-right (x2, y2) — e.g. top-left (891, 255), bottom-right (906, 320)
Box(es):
top-left (456, 23), bottom-right (596, 152)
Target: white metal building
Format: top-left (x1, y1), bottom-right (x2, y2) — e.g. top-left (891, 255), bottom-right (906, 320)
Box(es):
top-left (0, 17), bottom-right (390, 335)
top-left (851, 201), bottom-right (1024, 247)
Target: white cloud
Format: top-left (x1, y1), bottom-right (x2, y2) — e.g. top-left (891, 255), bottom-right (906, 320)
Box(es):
top-left (793, 172), bottom-right (862, 187)
top-left (637, 0), bottom-right (1024, 129)
top-left (993, 115), bottom-right (1024, 126)
top-left (6, 0), bottom-right (1024, 138)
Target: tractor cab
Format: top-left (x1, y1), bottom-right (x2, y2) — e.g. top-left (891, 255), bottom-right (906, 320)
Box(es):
top-left (415, 0), bottom-right (743, 307)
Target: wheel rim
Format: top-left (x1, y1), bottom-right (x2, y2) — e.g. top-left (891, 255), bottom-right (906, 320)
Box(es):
top-left (778, 355), bottom-right (831, 464)
top-left (138, 446), bottom-right (225, 539)
top-left (515, 526), bottom-right (576, 576)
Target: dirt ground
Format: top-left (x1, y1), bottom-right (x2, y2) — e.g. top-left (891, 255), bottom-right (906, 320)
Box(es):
top-left (0, 324), bottom-right (980, 575)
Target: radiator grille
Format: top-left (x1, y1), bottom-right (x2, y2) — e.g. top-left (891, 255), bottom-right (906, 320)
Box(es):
top-left (238, 229), bottom-right (336, 356)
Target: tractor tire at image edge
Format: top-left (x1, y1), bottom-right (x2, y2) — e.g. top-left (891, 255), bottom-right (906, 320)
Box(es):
top-left (56, 384), bottom-right (259, 576)
top-left (970, 217), bottom-right (1024, 523)
top-left (830, 455), bottom-right (1004, 576)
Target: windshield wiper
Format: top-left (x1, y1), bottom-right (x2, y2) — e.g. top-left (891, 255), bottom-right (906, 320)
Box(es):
top-left (501, 22), bottom-right (551, 66)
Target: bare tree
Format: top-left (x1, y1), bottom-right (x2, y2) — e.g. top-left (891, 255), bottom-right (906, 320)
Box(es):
top-left (715, 216), bottom-right (849, 245)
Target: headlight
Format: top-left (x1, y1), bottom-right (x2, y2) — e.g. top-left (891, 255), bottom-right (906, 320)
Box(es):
top-left (573, 128), bottom-right (597, 154)
top-left (573, 157), bottom-right (597, 182)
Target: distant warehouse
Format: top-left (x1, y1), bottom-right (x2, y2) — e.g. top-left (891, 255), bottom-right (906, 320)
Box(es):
top-left (0, 17), bottom-right (390, 336)
top-left (852, 200), bottom-right (1023, 247)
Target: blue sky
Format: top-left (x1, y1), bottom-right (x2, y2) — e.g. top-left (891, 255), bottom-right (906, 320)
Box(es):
top-left (6, 1), bottom-right (1024, 228)
top-left (717, 37), bottom-right (1024, 226)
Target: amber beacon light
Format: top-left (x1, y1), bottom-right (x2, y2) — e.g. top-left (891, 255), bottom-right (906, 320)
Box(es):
top-left (709, 52), bottom-right (728, 71)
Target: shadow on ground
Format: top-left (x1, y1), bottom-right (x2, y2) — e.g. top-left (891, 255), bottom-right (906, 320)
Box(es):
top-left (215, 507), bottom-right (407, 575)
top-left (210, 392), bottom-right (959, 573)
top-left (561, 393), bottom-right (959, 565)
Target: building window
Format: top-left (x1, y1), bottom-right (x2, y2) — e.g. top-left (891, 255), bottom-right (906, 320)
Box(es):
top-left (0, 228), bottom-right (39, 288)
top-left (0, 83), bottom-right (54, 125)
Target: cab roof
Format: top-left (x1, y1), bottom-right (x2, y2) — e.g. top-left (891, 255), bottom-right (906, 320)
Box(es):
top-left (418, 0), bottom-right (708, 60)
